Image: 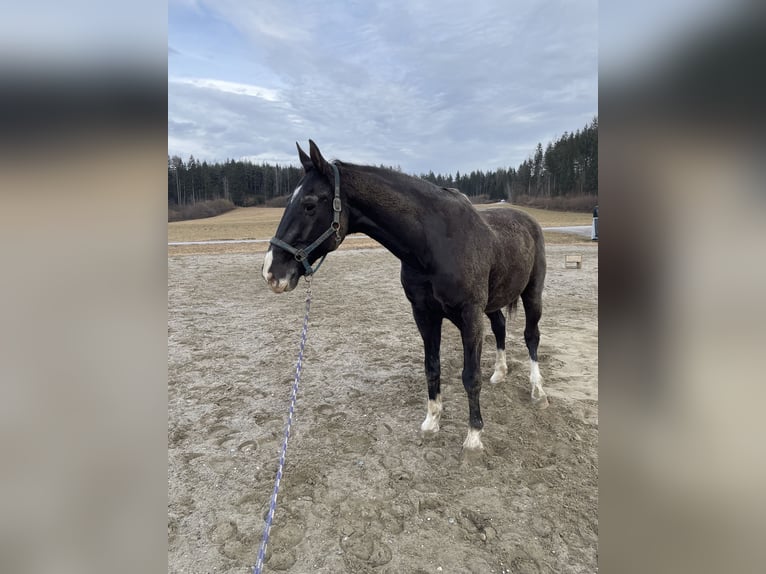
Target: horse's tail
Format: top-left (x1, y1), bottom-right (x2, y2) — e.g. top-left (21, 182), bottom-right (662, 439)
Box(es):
top-left (509, 298), bottom-right (519, 322)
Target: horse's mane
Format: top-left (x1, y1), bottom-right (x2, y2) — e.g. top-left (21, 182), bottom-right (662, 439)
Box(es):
top-left (337, 161), bottom-right (472, 206)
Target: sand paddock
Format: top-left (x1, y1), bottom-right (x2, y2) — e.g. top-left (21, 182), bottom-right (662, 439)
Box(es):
top-left (168, 244), bottom-right (597, 573)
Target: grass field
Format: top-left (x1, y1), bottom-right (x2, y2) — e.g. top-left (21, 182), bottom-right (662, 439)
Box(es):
top-left (168, 204), bottom-right (593, 255)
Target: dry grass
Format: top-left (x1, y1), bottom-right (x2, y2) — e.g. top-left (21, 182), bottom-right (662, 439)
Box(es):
top-left (168, 205), bottom-right (592, 255)
top-left (168, 199), bottom-right (236, 222)
top-left (168, 207), bottom-right (284, 243)
top-left (473, 203), bottom-right (593, 226)
top-left (511, 194), bottom-right (598, 213)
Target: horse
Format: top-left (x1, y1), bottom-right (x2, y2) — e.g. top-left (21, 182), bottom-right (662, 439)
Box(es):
top-left (262, 140), bottom-right (548, 450)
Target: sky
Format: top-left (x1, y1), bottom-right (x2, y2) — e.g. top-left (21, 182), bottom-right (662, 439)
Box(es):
top-left (168, 0), bottom-right (598, 176)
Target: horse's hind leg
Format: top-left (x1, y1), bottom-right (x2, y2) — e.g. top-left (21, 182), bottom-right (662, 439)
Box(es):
top-left (412, 307), bottom-right (443, 433)
top-left (487, 310), bottom-right (507, 384)
top-left (521, 287), bottom-right (549, 408)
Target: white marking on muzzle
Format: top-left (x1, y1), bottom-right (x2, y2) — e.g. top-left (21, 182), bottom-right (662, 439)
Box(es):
top-left (421, 395), bottom-right (442, 433)
top-left (462, 428), bottom-right (483, 450)
top-left (262, 249), bottom-right (274, 282)
top-left (262, 249), bottom-right (293, 292)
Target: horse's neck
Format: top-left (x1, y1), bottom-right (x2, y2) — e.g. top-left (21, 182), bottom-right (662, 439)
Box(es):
top-left (345, 171), bottom-right (430, 268)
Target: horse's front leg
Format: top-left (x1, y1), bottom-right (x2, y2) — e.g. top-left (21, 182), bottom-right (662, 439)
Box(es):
top-left (459, 306), bottom-right (485, 450)
top-left (412, 307), bottom-right (443, 433)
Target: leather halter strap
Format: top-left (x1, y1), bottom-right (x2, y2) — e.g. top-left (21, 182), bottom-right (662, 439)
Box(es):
top-left (269, 162), bottom-right (341, 276)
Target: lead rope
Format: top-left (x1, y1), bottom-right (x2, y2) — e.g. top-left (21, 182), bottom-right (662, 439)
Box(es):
top-left (253, 277), bottom-right (312, 574)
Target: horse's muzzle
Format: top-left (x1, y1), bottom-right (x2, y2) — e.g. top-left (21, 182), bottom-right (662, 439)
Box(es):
top-left (266, 277), bottom-right (294, 293)
top-left (262, 249), bottom-right (299, 293)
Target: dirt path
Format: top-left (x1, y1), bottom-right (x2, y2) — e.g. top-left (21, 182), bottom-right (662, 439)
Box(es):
top-left (168, 245), bottom-right (598, 573)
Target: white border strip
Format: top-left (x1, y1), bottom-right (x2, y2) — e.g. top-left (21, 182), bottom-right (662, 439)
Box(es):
top-left (168, 235), bottom-right (373, 247)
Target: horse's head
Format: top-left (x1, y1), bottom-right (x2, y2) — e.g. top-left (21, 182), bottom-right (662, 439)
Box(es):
top-left (262, 140), bottom-right (347, 293)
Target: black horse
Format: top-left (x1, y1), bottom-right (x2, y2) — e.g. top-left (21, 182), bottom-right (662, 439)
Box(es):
top-left (263, 141), bottom-right (547, 450)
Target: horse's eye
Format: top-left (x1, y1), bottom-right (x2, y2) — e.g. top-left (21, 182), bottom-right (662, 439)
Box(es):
top-left (303, 202), bottom-right (317, 214)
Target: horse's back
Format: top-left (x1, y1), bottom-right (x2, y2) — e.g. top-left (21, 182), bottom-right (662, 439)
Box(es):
top-left (480, 208), bottom-right (544, 257)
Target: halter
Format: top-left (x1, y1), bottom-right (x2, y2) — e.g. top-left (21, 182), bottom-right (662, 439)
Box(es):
top-left (269, 162), bottom-right (342, 276)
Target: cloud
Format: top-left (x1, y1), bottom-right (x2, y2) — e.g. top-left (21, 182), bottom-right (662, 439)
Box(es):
top-left (168, 0), bottom-right (598, 174)
top-left (169, 77), bottom-right (280, 102)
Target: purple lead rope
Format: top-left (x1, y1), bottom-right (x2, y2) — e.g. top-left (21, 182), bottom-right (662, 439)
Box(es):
top-left (253, 278), bottom-right (312, 574)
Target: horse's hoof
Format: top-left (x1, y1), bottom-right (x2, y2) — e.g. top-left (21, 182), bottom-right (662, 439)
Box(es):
top-left (490, 371), bottom-right (506, 384)
top-left (532, 395), bottom-right (550, 409)
top-left (462, 428), bottom-right (484, 450)
top-left (421, 421), bottom-right (440, 433)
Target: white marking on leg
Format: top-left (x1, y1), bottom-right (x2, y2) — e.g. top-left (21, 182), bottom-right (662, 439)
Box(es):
top-left (490, 348), bottom-right (507, 384)
top-left (262, 249), bottom-right (274, 282)
top-left (529, 360), bottom-right (546, 401)
top-left (462, 428), bottom-right (483, 450)
top-left (421, 395), bottom-right (442, 432)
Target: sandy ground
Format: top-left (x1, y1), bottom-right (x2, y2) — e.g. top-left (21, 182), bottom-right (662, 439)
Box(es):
top-left (168, 244), bottom-right (598, 573)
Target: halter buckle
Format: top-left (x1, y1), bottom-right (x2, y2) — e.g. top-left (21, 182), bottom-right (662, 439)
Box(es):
top-left (294, 249), bottom-right (308, 262)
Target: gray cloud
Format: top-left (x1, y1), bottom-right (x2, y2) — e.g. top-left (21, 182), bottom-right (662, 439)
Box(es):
top-left (168, 0), bottom-right (597, 174)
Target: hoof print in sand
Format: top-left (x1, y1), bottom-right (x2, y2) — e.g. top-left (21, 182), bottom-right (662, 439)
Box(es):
top-left (237, 439), bottom-right (258, 453)
top-left (340, 532), bottom-right (392, 567)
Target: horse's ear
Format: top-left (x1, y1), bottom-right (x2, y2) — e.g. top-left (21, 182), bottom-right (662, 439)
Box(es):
top-left (308, 139), bottom-right (333, 179)
top-left (296, 142), bottom-right (312, 172)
